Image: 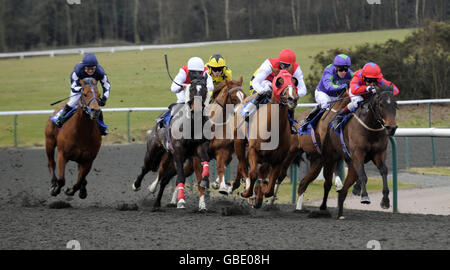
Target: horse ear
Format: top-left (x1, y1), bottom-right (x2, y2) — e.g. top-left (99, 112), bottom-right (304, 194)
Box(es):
top-left (239, 76), bottom-right (243, 85)
top-left (80, 80), bottom-right (86, 87)
top-left (291, 77), bottom-right (298, 87)
top-left (275, 77), bottom-right (284, 88)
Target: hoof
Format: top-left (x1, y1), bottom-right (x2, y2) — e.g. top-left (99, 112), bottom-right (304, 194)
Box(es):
top-left (253, 201), bottom-right (262, 209)
top-left (294, 209), bottom-right (311, 214)
top-left (218, 185), bottom-right (230, 196)
top-left (132, 183), bottom-right (140, 192)
top-left (352, 186), bottom-right (361, 196)
top-left (211, 180), bottom-right (220, 190)
top-left (197, 208), bottom-right (207, 213)
top-left (338, 216), bottom-right (346, 220)
top-left (166, 203), bottom-right (177, 208)
top-left (64, 188), bottom-right (76, 197)
top-left (79, 188), bottom-right (87, 199)
top-left (177, 199), bottom-right (185, 209)
top-left (50, 186), bottom-right (60, 197)
top-left (361, 196), bottom-right (371, 204)
top-left (380, 200), bottom-right (390, 209)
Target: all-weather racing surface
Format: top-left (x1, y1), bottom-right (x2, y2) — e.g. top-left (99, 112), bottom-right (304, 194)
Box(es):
top-left (0, 142), bottom-right (449, 250)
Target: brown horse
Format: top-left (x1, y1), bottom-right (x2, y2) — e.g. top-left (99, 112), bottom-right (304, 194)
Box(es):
top-left (45, 78), bottom-right (102, 198)
top-left (132, 79), bottom-right (247, 211)
top-left (321, 84), bottom-right (398, 219)
top-left (267, 95), bottom-right (349, 209)
top-left (234, 70), bottom-right (299, 208)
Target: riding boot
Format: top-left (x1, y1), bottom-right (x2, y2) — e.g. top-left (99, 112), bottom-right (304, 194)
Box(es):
top-left (54, 104), bottom-right (73, 128)
top-left (299, 105), bottom-right (321, 131)
top-left (98, 111), bottom-right (109, 136)
top-left (288, 109), bottom-right (298, 134)
top-left (242, 92), bottom-right (267, 120)
top-left (332, 107), bottom-right (350, 131)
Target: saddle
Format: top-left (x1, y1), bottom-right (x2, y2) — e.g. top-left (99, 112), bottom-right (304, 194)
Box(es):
top-left (297, 108), bottom-right (326, 135)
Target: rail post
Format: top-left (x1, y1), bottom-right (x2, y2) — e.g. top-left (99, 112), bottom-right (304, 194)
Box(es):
top-left (13, 115), bottom-right (18, 147)
top-left (389, 136), bottom-right (398, 213)
top-left (428, 103), bottom-right (436, 166)
top-left (127, 110), bottom-right (131, 143)
top-left (404, 137), bottom-right (409, 168)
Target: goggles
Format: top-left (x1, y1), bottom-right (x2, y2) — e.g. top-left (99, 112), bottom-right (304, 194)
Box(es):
top-left (336, 66), bottom-right (348, 72)
top-left (364, 77), bottom-right (379, 84)
top-left (279, 62), bottom-right (291, 70)
top-left (211, 66), bottom-right (224, 72)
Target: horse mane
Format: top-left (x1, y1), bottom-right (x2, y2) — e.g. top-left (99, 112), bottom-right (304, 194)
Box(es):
top-left (211, 82), bottom-right (227, 100)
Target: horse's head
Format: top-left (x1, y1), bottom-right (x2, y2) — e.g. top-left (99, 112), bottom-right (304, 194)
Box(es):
top-left (211, 77), bottom-right (246, 107)
top-left (80, 78), bottom-right (101, 120)
top-left (185, 78), bottom-right (209, 113)
top-left (371, 84), bottom-right (398, 136)
top-left (272, 70), bottom-right (299, 110)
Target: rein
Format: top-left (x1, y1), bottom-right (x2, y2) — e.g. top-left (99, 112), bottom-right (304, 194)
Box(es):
top-left (209, 85), bottom-right (244, 126)
top-left (80, 84), bottom-right (98, 115)
top-left (352, 93), bottom-right (388, 132)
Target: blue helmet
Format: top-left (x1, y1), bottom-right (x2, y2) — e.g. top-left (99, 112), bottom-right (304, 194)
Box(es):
top-left (82, 53), bottom-right (98, 67)
top-left (333, 54), bottom-right (351, 67)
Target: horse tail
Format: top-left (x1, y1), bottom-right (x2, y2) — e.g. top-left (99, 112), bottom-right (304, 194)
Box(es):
top-left (144, 125), bottom-right (166, 172)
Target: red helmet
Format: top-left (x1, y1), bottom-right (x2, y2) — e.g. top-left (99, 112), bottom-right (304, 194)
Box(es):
top-left (362, 62), bottom-right (383, 79)
top-left (278, 49), bottom-right (296, 65)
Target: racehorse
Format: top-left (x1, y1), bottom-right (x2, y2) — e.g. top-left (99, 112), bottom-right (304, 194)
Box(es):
top-left (132, 79), bottom-right (247, 211)
top-left (45, 78), bottom-right (102, 198)
top-left (321, 84), bottom-right (398, 219)
top-left (131, 78), bottom-right (211, 210)
top-left (233, 70), bottom-right (299, 208)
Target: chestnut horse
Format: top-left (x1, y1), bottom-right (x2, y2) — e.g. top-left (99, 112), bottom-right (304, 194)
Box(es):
top-left (45, 78), bottom-right (102, 198)
top-left (132, 79), bottom-right (246, 211)
top-left (234, 70), bottom-right (299, 208)
top-left (321, 84), bottom-right (398, 219)
top-left (268, 95), bottom-right (349, 209)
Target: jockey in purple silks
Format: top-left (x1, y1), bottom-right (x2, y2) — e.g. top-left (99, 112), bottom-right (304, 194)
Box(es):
top-left (299, 54), bottom-right (354, 131)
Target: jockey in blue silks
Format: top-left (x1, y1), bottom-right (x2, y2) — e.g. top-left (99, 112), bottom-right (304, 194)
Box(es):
top-left (299, 54), bottom-right (354, 131)
top-left (50, 53), bottom-right (111, 135)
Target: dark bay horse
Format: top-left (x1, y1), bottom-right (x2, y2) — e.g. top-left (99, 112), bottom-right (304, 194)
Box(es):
top-left (321, 84), bottom-right (398, 219)
top-left (131, 79), bottom-right (211, 210)
top-left (132, 79), bottom-right (246, 211)
top-left (45, 78), bottom-right (102, 198)
top-left (233, 70), bottom-right (299, 208)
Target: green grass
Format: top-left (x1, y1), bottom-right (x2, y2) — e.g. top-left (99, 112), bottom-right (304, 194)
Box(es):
top-left (0, 28), bottom-right (415, 147)
top-left (406, 167), bottom-right (450, 177)
top-left (205, 177), bottom-right (418, 204)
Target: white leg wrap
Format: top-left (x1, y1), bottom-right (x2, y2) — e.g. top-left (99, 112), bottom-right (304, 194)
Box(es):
top-left (296, 194), bottom-right (304, 210)
top-left (170, 186), bottom-right (178, 205)
top-left (148, 176), bottom-right (159, 193)
top-left (198, 195), bottom-right (206, 210)
top-left (334, 175), bottom-right (343, 191)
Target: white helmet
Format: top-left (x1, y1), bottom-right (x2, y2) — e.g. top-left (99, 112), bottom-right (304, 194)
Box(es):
top-left (187, 57), bottom-right (205, 71)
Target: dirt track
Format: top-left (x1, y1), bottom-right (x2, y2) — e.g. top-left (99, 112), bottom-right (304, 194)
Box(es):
top-left (0, 144), bottom-right (449, 250)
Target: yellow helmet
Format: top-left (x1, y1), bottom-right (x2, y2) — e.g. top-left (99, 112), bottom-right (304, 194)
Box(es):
top-left (207, 54), bottom-right (226, 68)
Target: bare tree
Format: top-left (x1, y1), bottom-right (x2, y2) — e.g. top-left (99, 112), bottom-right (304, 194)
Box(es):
top-left (291, 0), bottom-right (297, 33)
top-left (200, 0), bottom-right (210, 40)
top-left (394, 0), bottom-right (400, 28)
top-left (415, 0), bottom-right (420, 25)
top-left (224, 0), bottom-right (230, 39)
top-left (133, 0), bottom-right (140, 44)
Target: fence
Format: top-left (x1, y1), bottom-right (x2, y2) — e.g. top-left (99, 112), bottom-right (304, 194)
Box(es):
top-left (0, 40), bottom-right (260, 59)
top-left (2, 98), bottom-right (449, 147)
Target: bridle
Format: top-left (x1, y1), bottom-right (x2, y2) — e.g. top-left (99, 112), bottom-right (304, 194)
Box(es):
top-left (209, 85), bottom-right (244, 126)
top-left (80, 82), bottom-right (99, 116)
top-left (355, 90), bottom-right (396, 132)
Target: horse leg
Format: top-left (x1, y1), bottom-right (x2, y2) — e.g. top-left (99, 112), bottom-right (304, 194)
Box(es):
top-left (241, 147), bottom-right (258, 199)
top-left (153, 172), bottom-right (174, 211)
top-left (148, 153), bottom-right (173, 194)
top-left (65, 162), bottom-right (92, 198)
top-left (337, 163), bottom-right (358, 219)
top-left (334, 159), bottom-right (344, 192)
top-left (234, 138), bottom-right (249, 192)
top-left (51, 151), bottom-right (67, 196)
top-left (216, 149), bottom-right (231, 195)
top-left (373, 152), bottom-right (390, 209)
top-left (295, 157), bottom-right (323, 212)
top-left (191, 156), bottom-right (207, 211)
top-left (353, 151), bottom-right (370, 204)
top-left (197, 142), bottom-right (210, 189)
top-left (258, 166), bottom-right (281, 207)
top-left (319, 160), bottom-right (336, 212)
top-left (45, 136), bottom-right (57, 190)
top-left (174, 150), bottom-right (187, 209)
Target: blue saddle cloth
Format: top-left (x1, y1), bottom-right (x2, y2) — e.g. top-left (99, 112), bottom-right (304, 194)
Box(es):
top-left (297, 108), bottom-right (326, 135)
top-left (329, 108), bottom-right (357, 159)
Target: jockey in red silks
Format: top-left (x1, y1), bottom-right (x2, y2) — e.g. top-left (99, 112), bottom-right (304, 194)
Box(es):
top-left (331, 62), bottom-right (399, 130)
top-left (244, 49), bottom-right (307, 133)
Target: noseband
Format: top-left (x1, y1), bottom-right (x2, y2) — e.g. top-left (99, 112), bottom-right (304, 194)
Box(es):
top-left (80, 83), bottom-right (98, 115)
top-left (211, 86), bottom-right (244, 108)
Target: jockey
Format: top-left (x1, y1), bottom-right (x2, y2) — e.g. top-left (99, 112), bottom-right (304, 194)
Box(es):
top-left (156, 57), bottom-right (214, 128)
top-left (245, 49), bottom-right (307, 133)
top-left (206, 54), bottom-right (232, 89)
top-left (51, 53), bottom-right (110, 135)
top-left (331, 62), bottom-right (400, 130)
top-left (299, 54), bottom-right (354, 131)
